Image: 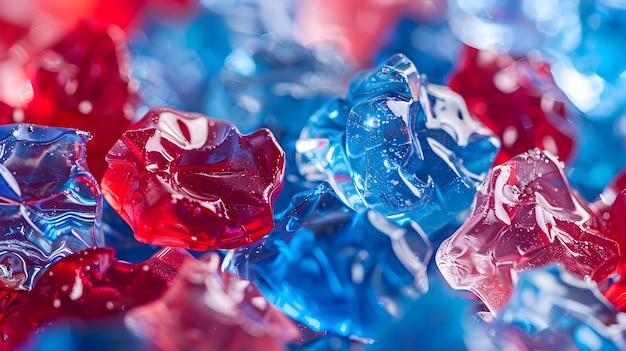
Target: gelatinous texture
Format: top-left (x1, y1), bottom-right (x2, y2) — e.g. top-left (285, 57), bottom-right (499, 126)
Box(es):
top-left (0, 247), bottom-right (190, 350)
top-left (224, 183), bottom-right (432, 337)
top-left (449, 46), bottom-right (577, 165)
top-left (125, 252), bottom-right (298, 351)
top-left (102, 107), bottom-right (285, 250)
top-left (484, 265), bottom-right (626, 350)
top-left (296, 53), bottom-right (499, 234)
top-left (0, 124), bottom-right (103, 290)
top-left (436, 149), bottom-right (620, 312)
top-left (24, 20), bottom-right (136, 180)
top-left (206, 37), bottom-right (347, 139)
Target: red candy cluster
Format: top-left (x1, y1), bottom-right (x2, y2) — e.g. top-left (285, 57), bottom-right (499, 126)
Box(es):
top-left (102, 107), bottom-right (286, 250)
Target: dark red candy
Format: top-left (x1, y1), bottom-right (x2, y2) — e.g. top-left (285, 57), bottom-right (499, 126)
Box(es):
top-left (102, 107), bottom-right (286, 250)
top-left (0, 247), bottom-right (190, 350)
top-left (449, 46), bottom-right (576, 165)
top-left (24, 20), bottom-right (136, 180)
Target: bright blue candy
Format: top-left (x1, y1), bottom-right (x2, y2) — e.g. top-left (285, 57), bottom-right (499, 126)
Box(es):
top-left (223, 183), bottom-right (432, 337)
top-left (296, 54), bottom-right (499, 234)
top-left (205, 37), bottom-right (348, 137)
top-left (482, 265), bottom-right (626, 350)
top-left (0, 124), bottom-right (103, 290)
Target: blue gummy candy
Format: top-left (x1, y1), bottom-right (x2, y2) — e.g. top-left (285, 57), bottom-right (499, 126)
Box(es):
top-left (0, 124), bottom-right (103, 290)
top-left (483, 265), bottom-right (626, 350)
top-left (296, 54), bottom-right (499, 234)
top-left (223, 183), bottom-right (432, 337)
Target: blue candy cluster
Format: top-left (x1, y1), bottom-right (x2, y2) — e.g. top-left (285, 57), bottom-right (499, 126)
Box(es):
top-left (223, 183), bottom-right (432, 337)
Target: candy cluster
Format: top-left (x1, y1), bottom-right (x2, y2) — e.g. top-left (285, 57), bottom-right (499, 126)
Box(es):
top-left (0, 1), bottom-right (625, 350)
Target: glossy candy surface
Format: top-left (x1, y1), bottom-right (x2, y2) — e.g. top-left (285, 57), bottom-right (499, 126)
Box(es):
top-left (449, 46), bottom-right (577, 165)
top-left (125, 252), bottom-right (299, 351)
top-left (484, 265), bottom-right (626, 350)
top-left (296, 53), bottom-right (499, 234)
top-left (102, 107), bottom-right (285, 250)
top-left (1, 247), bottom-right (190, 350)
top-left (0, 124), bottom-right (103, 290)
top-left (24, 21), bottom-right (136, 180)
top-left (436, 149), bottom-right (619, 312)
top-left (224, 183), bottom-right (432, 337)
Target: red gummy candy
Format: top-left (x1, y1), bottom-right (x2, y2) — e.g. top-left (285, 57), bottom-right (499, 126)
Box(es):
top-left (102, 107), bottom-right (285, 250)
top-left (0, 247), bottom-right (190, 350)
top-left (449, 46), bottom-right (576, 165)
top-left (24, 20), bottom-right (136, 180)
top-left (125, 252), bottom-right (299, 351)
top-left (436, 149), bottom-right (619, 312)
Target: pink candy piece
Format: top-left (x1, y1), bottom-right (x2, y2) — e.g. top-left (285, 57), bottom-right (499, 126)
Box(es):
top-left (436, 149), bottom-right (619, 312)
top-left (125, 253), bottom-right (299, 351)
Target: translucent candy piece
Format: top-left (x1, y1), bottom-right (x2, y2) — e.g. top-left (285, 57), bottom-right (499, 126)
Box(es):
top-left (296, 53), bottom-right (499, 234)
top-left (223, 183), bottom-right (432, 337)
top-left (436, 149), bottom-right (619, 312)
top-left (206, 37), bottom-right (348, 138)
top-left (102, 107), bottom-right (285, 250)
top-left (484, 265), bottom-right (626, 350)
top-left (125, 252), bottom-right (298, 351)
top-left (24, 21), bottom-right (136, 180)
top-left (0, 247), bottom-right (190, 350)
top-left (0, 124), bottom-right (103, 290)
top-left (449, 46), bottom-right (577, 165)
